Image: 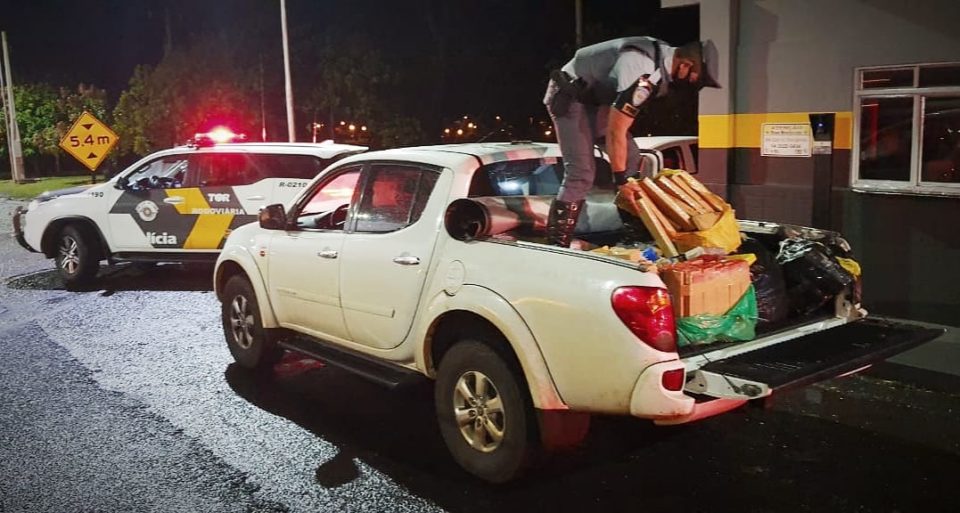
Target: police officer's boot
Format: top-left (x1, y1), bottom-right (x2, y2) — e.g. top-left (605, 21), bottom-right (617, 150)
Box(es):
top-left (546, 199), bottom-right (584, 247)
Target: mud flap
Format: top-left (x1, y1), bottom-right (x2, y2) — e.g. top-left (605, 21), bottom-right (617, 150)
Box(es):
top-left (686, 318), bottom-right (945, 400)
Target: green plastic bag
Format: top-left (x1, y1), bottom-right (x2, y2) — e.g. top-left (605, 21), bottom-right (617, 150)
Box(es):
top-left (676, 286), bottom-right (759, 347)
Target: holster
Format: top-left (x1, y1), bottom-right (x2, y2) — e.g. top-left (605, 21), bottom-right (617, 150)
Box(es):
top-left (548, 70), bottom-right (586, 117)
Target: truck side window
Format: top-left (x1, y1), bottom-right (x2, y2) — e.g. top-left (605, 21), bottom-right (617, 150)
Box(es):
top-left (248, 154), bottom-right (326, 181)
top-left (196, 154), bottom-right (248, 187)
top-left (296, 167), bottom-right (362, 230)
top-left (124, 156), bottom-right (189, 189)
top-left (354, 165), bottom-right (439, 233)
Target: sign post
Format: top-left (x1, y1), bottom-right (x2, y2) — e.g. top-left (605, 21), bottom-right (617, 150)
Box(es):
top-left (59, 111), bottom-right (119, 181)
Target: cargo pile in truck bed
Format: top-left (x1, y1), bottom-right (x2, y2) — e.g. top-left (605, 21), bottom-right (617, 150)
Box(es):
top-left (615, 170), bottom-right (739, 257)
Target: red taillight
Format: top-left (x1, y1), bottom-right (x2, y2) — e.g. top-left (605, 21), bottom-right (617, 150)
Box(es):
top-left (611, 287), bottom-right (677, 352)
top-left (661, 368), bottom-right (686, 391)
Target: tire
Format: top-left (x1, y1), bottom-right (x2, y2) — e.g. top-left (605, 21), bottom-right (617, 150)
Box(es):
top-left (221, 275), bottom-right (283, 371)
top-left (55, 224), bottom-right (100, 290)
top-left (435, 339), bottom-right (537, 483)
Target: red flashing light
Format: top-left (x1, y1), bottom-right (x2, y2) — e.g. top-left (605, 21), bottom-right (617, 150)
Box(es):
top-left (191, 126), bottom-right (246, 147)
top-left (611, 287), bottom-right (677, 353)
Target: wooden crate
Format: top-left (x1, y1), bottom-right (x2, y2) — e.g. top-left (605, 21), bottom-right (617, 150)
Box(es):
top-left (659, 257), bottom-right (751, 317)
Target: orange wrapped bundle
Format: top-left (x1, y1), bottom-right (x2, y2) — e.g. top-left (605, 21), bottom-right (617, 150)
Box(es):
top-left (659, 256), bottom-right (752, 317)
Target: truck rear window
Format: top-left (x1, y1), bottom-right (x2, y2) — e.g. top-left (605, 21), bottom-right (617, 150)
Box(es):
top-left (468, 157), bottom-right (613, 197)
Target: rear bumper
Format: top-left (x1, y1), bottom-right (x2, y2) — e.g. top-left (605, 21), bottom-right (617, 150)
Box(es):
top-left (12, 206), bottom-right (37, 252)
top-left (636, 317), bottom-right (944, 426)
top-left (629, 360), bottom-right (696, 418)
top-left (689, 317), bottom-right (945, 398)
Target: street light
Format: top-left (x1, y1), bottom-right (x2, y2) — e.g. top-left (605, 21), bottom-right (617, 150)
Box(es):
top-left (280, 0), bottom-right (296, 142)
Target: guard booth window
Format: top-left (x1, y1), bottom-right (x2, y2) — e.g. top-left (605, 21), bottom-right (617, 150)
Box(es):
top-left (853, 63), bottom-right (960, 196)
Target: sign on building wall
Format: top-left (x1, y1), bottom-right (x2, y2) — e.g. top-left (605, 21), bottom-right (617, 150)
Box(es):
top-left (761, 123), bottom-right (811, 157)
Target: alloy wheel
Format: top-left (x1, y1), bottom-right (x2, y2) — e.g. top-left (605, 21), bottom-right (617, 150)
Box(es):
top-left (229, 295), bottom-right (256, 350)
top-left (453, 370), bottom-right (506, 453)
top-left (58, 236), bottom-right (80, 275)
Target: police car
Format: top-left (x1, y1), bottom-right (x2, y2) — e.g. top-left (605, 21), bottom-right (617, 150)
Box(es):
top-left (12, 130), bottom-right (366, 288)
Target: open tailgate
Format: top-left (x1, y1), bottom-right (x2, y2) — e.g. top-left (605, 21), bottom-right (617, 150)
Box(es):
top-left (684, 318), bottom-right (945, 400)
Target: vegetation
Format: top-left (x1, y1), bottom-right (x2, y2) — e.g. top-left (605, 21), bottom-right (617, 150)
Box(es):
top-left (0, 175), bottom-right (95, 200)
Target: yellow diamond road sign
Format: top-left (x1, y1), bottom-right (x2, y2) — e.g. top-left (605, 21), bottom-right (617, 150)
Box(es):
top-left (59, 111), bottom-right (119, 172)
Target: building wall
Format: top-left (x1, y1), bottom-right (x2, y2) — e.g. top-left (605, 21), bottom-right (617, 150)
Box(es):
top-left (692, 0), bottom-right (960, 325)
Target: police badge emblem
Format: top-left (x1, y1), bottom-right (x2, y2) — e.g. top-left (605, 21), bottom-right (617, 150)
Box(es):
top-left (136, 200), bottom-right (159, 222)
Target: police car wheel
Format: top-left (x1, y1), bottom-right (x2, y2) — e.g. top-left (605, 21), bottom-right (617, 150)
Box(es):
top-left (435, 339), bottom-right (537, 483)
top-left (55, 225), bottom-right (99, 289)
top-left (222, 275), bottom-right (283, 371)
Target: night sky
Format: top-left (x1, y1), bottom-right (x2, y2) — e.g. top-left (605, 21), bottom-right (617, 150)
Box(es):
top-left (1, 0), bottom-right (698, 137)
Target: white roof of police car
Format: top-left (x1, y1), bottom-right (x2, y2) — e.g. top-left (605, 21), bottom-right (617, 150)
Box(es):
top-left (180, 141), bottom-right (368, 158)
top-left (332, 142), bottom-right (564, 171)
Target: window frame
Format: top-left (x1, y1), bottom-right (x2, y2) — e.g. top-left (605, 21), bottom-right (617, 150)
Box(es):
top-left (289, 164), bottom-right (364, 232)
top-left (351, 160), bottom-right (443, 234)
top-left (121, 153), bottom-right (191, 189)
top-left (852, 62), bottom-right (960, 197)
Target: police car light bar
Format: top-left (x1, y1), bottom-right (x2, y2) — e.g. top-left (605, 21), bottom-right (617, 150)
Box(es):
top-left (190, 127), bottom-right (247, 147)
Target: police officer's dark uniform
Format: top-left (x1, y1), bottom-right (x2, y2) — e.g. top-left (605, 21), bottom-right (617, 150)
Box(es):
top-left (543, 37), bottom-right (719, 247)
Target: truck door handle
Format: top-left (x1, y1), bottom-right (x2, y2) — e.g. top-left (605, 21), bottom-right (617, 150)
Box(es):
top-left (163, 196), bottom-right (184, 205)
top-left (393, 255), bottom-right (420, 266)
top-left (317, 250), bottom-right (338, 259)
top-left (246, 195), bottom-right (265, 201)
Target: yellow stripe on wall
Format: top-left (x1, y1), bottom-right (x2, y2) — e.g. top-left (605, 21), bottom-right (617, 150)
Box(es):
top-left (699, 112), bottom-right (853, 150)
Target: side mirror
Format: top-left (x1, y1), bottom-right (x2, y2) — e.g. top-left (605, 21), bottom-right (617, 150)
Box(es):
top-left (637, 150), bottom-right (663, 178)
top-left (259, 204), bottom-right (288, 230)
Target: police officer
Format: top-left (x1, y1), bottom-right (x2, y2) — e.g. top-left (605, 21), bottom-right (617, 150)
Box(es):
top-left (543, 37), bottom-right (720, 247)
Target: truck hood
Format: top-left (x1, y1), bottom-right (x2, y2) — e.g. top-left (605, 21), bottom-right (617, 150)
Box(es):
top-left (35, 184), bottom-right (96, 201)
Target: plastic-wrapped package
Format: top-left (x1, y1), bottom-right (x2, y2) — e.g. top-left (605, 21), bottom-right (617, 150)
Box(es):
top-left (738, 237), bottom-right (788, 327)
top-left (676, 286), bottom-right (758, 347)
top-left (776, 238), bottom-right (854, 315)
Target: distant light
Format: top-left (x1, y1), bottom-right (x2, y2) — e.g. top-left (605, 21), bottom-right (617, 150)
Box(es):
top-left (467, 122), bottom-right (475, 129)
top-left (463, 115), bottom-right (468, 119)
top-left (495, 115), bottom-right (501, 121)
top-left (456, 129), bottom-right (463, 135)
top-left (348, 124), bottom-right (356, 131)
top-left (545, 130), bottom-right (552, 136)
top-left (444, 128), bottom-right (451, 134)
top-left (340, 121), bottom-right (346, 126)
top-left (361, 125), bottom-right (367, 131)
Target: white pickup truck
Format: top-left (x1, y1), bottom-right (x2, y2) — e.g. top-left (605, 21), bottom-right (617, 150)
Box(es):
top-left (213, 142), bottom-right (943, 482)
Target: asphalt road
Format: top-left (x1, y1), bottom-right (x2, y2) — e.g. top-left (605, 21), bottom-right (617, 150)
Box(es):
top-left (2, 197), bottom-right (959, 513)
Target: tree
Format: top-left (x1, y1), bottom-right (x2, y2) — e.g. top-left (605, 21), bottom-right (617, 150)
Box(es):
top-left (296, 31), bottom-right (425, 148)
top-left (0, 83), bottom-right (108, 176)
top-left (33, 84), bottom-right (109, 174)
top-left (113, 34), bottom-right (259, 157)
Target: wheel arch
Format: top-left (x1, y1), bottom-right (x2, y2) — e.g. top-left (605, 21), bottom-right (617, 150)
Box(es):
top-left (214, 248), bottom-right (279, 328)
top-left (416, 286), bottom-right (567, 410)
top-left (41, 216), bottom-right (109, 260)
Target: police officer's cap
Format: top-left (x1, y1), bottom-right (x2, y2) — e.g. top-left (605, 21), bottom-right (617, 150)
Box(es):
top-left (700, 39), bottom-right (721, 89)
